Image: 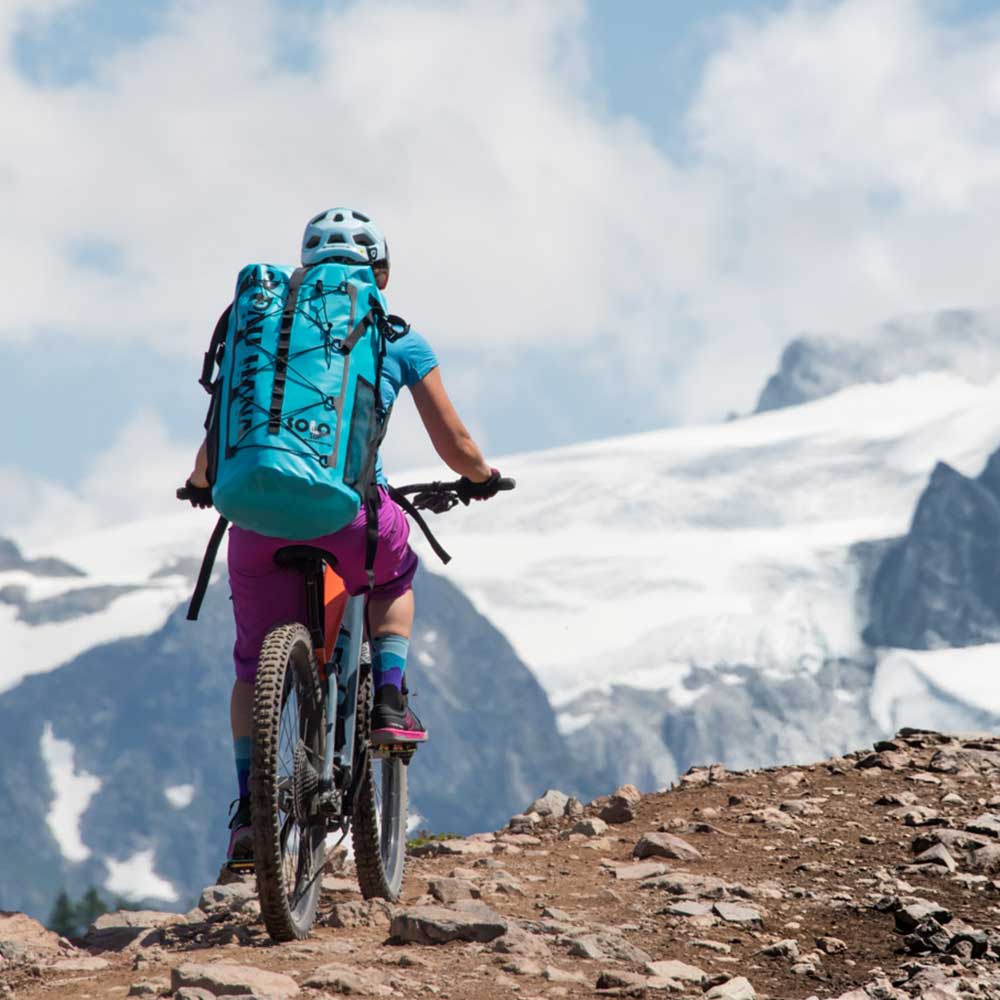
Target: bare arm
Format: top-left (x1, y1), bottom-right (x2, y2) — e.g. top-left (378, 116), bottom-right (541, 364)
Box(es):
top-left (410, 368), bottom-right (493, 482)
top-left (189, 439), bottom-right (210, 488)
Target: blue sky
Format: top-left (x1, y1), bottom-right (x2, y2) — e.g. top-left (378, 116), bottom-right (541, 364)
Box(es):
top-left (4, 0), bottom-right (1000, 537)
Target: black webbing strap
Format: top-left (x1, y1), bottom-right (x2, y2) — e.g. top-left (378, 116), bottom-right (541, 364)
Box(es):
top-left (186, 514), bottom-right (229, 621)
top-left (340, 304), bottom-right (379, 355)
top-left (387, 486), bottom-right (452, 565)
top-left (199, 305), bottom-right (232, 393)
top-left (363, 489), bottom-right (380, 591)
top-left (267, 267), bottom-right (309, 433)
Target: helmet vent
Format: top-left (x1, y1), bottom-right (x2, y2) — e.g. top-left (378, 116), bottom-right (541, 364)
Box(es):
top-left (353, 233), bottom-right (374, 246)
top-left (352, 211), bottom-right (370, 222)
top-left (309, 212), bottom-right (327, 225)
top-left (333, 212), bottom-right (344, 222)
top-left (305, 235), bottom-right (321, 249)
top-left (325, 234), bottom-right (347, 244)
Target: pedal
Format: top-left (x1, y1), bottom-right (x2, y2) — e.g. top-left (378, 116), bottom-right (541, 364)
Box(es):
top-left (371, 741), bottom-right (418, 765)
top-left (226, 859), bottom-right (256, 875)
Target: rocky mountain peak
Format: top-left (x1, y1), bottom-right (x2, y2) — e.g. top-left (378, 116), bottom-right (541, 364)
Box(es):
top-left (6, 730), bottom-right (1000, 999)
top-left (754, 308), bottom-right (1000, 413)
top-left (864, 453), bottom-right (1000, 649)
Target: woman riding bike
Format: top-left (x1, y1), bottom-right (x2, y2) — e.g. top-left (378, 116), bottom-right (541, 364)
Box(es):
top-left (181, 208), bottom-right (504, 864)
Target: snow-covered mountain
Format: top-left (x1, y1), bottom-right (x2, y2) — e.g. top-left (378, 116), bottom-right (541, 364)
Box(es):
top-left (3, 319), bottom-right (1000, 919)
top-left (426, 363), bottom-right (1000, 787)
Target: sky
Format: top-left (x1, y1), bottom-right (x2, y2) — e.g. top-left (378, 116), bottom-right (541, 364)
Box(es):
top-left (3, 0), bottom-right (1000, 543)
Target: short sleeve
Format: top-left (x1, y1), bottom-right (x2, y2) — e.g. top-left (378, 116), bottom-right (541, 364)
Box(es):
top-left (397, 329), bottom-right (439, 387)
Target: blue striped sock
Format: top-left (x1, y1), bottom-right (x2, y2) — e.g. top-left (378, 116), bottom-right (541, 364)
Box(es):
top-left (372, 634), bottom-right (408, 692)
top-left (234, 736), bottom-right (252, 800)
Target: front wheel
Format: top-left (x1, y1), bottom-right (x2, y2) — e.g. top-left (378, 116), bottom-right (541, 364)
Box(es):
top-left (251, 623), bottom-right (327, 941)
top-left (352, 665), bottom-right (409, 900)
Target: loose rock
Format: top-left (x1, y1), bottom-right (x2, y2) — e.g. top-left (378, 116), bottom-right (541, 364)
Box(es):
top-left (633, 831), bottom-right (702, 862)
top-left (171, 962), bottom-right (300, 999)
top-left (390, 902), bottom-right (508, 945)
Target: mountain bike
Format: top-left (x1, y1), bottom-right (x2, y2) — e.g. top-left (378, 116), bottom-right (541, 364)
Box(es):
top-left (179, 475), bottom-right (514, 941)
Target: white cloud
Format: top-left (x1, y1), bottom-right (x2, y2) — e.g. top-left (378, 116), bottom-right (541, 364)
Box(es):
top-left (3, 0), bottom-right (999, 448)
top-left (0, 410), bottom-right (194, 544)
top-left (0, 0), bottom-right (705, 365)
top-left (676, 0), bottom-right (1000, 415)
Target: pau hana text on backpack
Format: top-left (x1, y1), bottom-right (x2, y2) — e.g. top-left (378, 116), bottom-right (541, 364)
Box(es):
top-left (186, 260), bottom-right (408, 619)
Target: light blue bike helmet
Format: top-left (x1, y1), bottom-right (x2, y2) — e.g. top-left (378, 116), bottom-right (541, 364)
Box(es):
top-left (301, 207), bottom-right (389, 270)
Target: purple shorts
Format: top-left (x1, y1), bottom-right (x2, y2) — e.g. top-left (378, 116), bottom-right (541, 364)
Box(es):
top-left (227, 488), bottom-right (418, 682)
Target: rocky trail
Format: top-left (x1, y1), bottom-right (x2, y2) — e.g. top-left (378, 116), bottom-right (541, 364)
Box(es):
top-left (7, 730), bottom-right (1000, 1000)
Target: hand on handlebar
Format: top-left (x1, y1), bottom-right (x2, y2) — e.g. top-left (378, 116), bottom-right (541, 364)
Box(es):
top-left (399, 471), bottom-right (515, 513)
top-left (457, 468), bottom-right (503, 504)
top-left (176, 479), bottom-right (214, 509)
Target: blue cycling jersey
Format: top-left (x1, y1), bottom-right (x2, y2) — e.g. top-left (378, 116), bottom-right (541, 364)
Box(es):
top-left (375, 329), bottom-right (438, 483)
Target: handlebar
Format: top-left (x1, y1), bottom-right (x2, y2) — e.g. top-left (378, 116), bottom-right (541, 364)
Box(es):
top-left (393, 477), bottom-right (516, 497)
top-left (392, 475), bottom-right (516, 514)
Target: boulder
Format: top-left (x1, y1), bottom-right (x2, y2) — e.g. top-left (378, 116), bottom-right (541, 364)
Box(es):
top-left (644, 959), bottom-right (705, 984)
top-left (611, 861), bottom-right (669, 881)
top-left (85, 910), bottom-right (185, 951)
top-left (198, 882), bottom-right (257, 913)
top-left (895, 900), bottom-right (952, 933)
top-left (664, 900), bottom-right (714, 918)
top-left (389, 902), bottom-right (507, 945)
top-left (599, 784), bottom-right (642, 824)
top-left (966, 813), bottom-right (1000, 838)
top-left (705, 976), bottom-right (757, 1000)
top-left (427, 877), bottom-right (480, 904)
top-left (321, 899), bottom-right (393, 929)
top-left (913, 844), bottom-right (957, 871)
top-left (302, 964), bottom-right (393, 996)
top-left (633, 831), bottom-right (702, 862)
top-left (529, 789), bottom-right (570, 817)
top-left (543, 965), bottom-right (587, 985)
top-left (968, 843), bottom-right (1000, 874)
top-left (565, 931), bottom-right (651, 964)
top-left (713, 902), bottom-right (763, 928)
top-left (572, 817), bottom-right (609, 837)
top-left (0, 911), bottom-right (65, 961)
top-left (408, 837), bottom-right (493, 858)
top-left (758, 939), bottom-right (799, 959)
top-left (171, 962), bottom-right (300, 998)
top-left (642, 872), bottom-right (731, 898)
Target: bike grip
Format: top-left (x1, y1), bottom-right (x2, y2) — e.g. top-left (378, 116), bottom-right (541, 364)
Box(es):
top-left (176, 486), bottom-right (190, 501)
top-left (497, 477), bottom-right (516, 491)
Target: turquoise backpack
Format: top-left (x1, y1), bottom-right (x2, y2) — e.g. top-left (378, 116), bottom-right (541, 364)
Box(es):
top-left (201, 260), bottom-right (406, 539)
top-left (184, 261), bottom-right (409, 620)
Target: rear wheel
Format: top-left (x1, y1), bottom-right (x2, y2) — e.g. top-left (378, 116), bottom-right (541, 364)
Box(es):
top-left (251, 623), bottom-right (326, 941)
top-left (352, 662), bottom-right (409, 900)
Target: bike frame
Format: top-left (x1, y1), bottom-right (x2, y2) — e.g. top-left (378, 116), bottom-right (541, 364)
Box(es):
top-left (323, 593), bottom-right (364, 799)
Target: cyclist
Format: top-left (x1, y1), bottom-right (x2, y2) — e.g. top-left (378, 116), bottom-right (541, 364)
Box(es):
top-left (183, 208), bottom-right (503, 864)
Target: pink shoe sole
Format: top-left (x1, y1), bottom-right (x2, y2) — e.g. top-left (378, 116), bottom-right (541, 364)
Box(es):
top-left (370, 727), bottom-right (428, 744)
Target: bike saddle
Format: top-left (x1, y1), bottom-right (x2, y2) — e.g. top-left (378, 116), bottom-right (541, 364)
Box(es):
top-left (273, 544), bottom-right (339, 574)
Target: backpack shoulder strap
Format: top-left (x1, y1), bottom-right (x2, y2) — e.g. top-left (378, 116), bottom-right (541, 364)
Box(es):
top-left (199, 305), bottom-right (232, 393)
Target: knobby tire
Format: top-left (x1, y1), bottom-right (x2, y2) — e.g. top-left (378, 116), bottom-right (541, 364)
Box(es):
top-left (352, 664), bottom-right (408, 900)
top-left (251, 623), bottom-right (326, 941)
